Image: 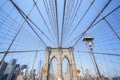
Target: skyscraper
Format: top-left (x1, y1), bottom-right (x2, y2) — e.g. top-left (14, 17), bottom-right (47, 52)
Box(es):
top-left (2, 58), bottom-right (17, 80)
top-left (0, 61), bottom-right (8, 80)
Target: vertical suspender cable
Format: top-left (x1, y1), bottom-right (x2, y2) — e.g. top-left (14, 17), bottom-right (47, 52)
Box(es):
top-left (61, 0), bottom-right (66, 46)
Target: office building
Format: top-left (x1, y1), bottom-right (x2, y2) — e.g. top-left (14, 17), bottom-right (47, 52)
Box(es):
top-left (2, 58), bottom-right (17, 80)
top-left (0, 61), bottom-right (8, 80)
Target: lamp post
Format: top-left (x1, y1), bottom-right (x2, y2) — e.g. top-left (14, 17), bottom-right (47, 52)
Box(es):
top-left (83, 35), bottom-right (101, 80)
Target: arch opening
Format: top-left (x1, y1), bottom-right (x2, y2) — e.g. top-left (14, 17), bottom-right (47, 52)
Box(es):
top-left (49, 57), bottom-right (58, 80)
top-left (62, 56), bottom-right (71, 80)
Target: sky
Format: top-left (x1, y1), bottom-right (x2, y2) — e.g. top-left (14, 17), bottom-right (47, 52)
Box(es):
top-left (0, 0), bottom-right (120, 78)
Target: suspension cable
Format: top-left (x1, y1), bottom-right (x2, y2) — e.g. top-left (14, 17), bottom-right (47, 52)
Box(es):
top-left (61, 0), bottom-right (66, 46)
top-left (66, 0), bottom-right (95, 41)
top-left (33, 0), bottom-right (56, 43)
top-left (90, 5), bottom-right (120, 30)
top-left (0, 50), bottom-right (45, 54)
top-left (76, 50), bottom-right (120, 56)
top-left (72, 0), bottom-right (111, 47)
top-left (10, 0), bottom-right (48, 46)
top-left (55, 0), bottom-right (59, 46)
top-left (47, 0), bottom-right (58, 43)
top-left (65, 0), bottom-right (83, 38)
top-left (0, 0), bottom-right (35, 65)
top-left (90, 0), bottom-right (120, 40)
top-left (63, 0), bottom-right (77, 44)
top-left (10, 0), bottom-right (55, 46)
top-left (43, 0), bottom-right (56, 40)
top-left (66, 5), bottom-right (120, 46)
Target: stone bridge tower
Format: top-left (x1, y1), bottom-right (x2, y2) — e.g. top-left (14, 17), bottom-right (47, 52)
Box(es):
top-left (42, 47), bottom-right (78, 80)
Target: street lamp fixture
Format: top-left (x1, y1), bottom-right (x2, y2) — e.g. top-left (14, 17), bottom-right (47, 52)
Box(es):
top-left (83, 34), bottom-right (102, 80)
top-left (83, 34), bottom-right (94, 51)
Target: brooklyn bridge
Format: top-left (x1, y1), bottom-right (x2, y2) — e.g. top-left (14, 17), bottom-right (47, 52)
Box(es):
top-left (0, 0), bottom-right (120, 80)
